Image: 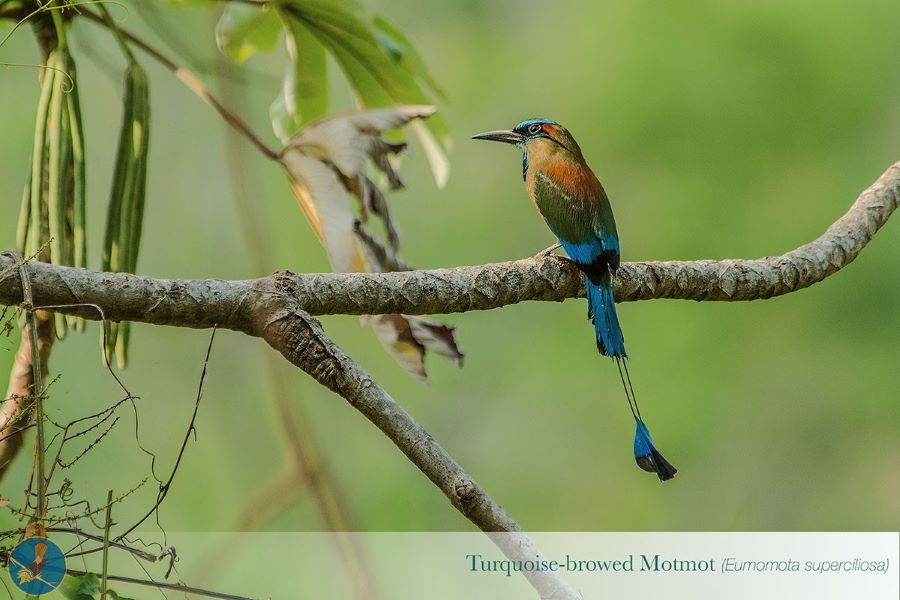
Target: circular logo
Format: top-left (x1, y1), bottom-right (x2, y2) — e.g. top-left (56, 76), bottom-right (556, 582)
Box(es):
top-left (7, 537), bottom-right (66, 595)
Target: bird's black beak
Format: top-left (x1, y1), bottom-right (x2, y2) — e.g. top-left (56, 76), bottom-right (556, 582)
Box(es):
top-left (472, 129), bottom-right (524, 145)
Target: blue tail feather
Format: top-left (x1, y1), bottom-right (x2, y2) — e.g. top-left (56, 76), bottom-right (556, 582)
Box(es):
top-left (583, 273), bottom-right (677, 481)
top-left (585, 275), bottom-right (626, 358)
top-left (585, 276), bottom-right (678, 481)
top-left (634, 419), bottom-right (677, 481)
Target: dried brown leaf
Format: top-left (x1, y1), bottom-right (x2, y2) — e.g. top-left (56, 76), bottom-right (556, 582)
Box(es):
top-left (370, 314), bottom-right (464, 381)
top-left (278, 106), bottom-right (462, 380)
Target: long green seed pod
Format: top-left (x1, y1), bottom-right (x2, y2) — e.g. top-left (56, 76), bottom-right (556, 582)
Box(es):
top-left (47, 51), bottom-right (70, 339)
top-left (103, 62), bottom-right (152, 366)
top-left (60, 98), bottom-right (81, 331)
top-left (114, 64), bottom-right (150, 369)
top-left (126, 67), bottom-right (150, 275)
top-left (115, 68), bottom-right (141, 278)
top-left (102, 69), bottom-right (136, 274)
top-left (67, 57), bottom-right (87, 271)
top-left (59, 102), bottom-right (72, 268)
top-left (29, 52), bottom-right (58, 259)
top-left (16, 180), bottom-right (30, 253)
top-left (57, 53), bottom-right (86, 331)
top-left (102, 70), bottom-right (135, 360)
top-left (47, 55), bottom-right (67, 267)
top-left (115, 322), bottom-right (130, 369)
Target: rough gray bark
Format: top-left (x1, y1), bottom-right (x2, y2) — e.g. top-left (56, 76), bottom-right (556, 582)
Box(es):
top-left (249, 296), bottom-right (579, 599)
top-left (1, 163), bottom-right (896, 323)
top-left (0, 162), bottom-right (896, 600)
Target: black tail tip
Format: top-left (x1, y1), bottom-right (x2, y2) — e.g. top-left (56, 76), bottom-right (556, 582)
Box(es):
top-left (636, 449), bottom-right (678, 482)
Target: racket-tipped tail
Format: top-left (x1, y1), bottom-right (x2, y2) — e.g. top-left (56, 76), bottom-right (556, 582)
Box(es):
top-left (634, 419), bottom-right (677, 482)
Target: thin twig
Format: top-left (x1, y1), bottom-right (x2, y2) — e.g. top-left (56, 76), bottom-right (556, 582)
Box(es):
top-left (100, 489), bottom-right (114, 598)
top-left (56, 417), bottom-right (118, 469)
top-left (32, 300), bottom-right (158, 514)
top-left (8, 478), bottom-right (147, 526)
top-left (114, 327), bottom-right (217, 542)
top-left (46, 527), bottom-right (158, 562)
top-left (80, 7), bottom-right (279, 160)
top-left (97, 4), bottom-right (135, 62)
top-left (131, 1), bottom-right (280, 87)
top-left (65, 568), bottom-right (256, 600)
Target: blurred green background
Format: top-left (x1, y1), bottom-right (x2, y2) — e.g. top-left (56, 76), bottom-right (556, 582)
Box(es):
top-left (0, 0), bottom-right (898, 550)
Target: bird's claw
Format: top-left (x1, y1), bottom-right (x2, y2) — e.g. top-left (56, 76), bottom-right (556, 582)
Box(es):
top-left (534, 243), bottom-right (561, 259)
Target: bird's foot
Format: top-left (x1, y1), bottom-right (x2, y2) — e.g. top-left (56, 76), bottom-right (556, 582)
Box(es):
top-left (533, 243), bottom-right (561, 259)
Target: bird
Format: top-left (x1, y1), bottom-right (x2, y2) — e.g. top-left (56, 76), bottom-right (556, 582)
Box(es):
top-left (26, 542), bottom-right (47, 579)
top-left (474, 119), bottom-right (677, 481)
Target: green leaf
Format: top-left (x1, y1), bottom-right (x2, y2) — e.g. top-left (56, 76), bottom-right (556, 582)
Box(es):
top-left (292, 1), bottom-right (449, 131)
top-left (279, 0), bottom-right (412, 103)
top-left (107, 590), bottom-right (136, 600)
top-left (273, 6), bottom-right (328, 136)
top-left (59, 573), bottom-right (100, 600)
top-left (373, 16), bottom-right (446, 101)
top-left (215, 3), bottom-right (282, 63)
top-left (319, 34), bottom-right (393, 107)
top-left (311, 17), bottom-right (452, 181)
top-left (277, 0), bottom-right (450, 183)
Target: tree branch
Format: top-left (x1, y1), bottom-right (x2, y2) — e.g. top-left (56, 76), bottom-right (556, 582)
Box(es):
top-left (0, 162), bottom-right (896, 323)
top-left (0, 163), bottom-right (896, 599)
top-left (286, 160), bottom-right (900, 313)
top-left (250, 300), bottom-right (581, 599)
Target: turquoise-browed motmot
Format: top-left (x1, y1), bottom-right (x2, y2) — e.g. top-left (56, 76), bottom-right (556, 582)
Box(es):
top-left (474, 119), bottom-right (677, 481)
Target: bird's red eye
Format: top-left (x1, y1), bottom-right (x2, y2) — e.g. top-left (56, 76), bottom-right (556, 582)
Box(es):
top-left (528, 123), bottom-right (542, 135)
